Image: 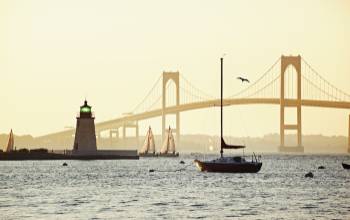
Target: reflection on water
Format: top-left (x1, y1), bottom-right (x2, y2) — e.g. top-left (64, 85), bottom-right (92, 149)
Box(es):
top-left (0, 154), bottom-right (349, 219)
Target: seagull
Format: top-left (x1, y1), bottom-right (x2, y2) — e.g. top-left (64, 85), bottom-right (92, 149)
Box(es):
top-left (237, 77), bottom-right (250, 83)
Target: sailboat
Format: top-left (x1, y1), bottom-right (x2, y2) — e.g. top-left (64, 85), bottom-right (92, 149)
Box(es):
top-left (5, 129), bottom-right (14, 152)
top-left (139, 126), bottom-right (158, 157)
top-left (159, 126), bottom-right (179, 157)
top-left (194, 57), bottom-right (262, 173)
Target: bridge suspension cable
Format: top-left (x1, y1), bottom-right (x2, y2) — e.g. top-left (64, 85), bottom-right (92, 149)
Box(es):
top-left (229, 57), bottom-right (281, 99)
top-left (131, 74), bottom-right (163, 113)
top-left (180, 74), bottom-right (215, 105)
top-left (301, 58), bottom-right (350, 102)
top-left (129, 56), bottom-right (350, 117)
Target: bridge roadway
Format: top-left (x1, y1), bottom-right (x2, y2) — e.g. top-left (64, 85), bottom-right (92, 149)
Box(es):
top-left (36, 98), bottom-right (350, 140)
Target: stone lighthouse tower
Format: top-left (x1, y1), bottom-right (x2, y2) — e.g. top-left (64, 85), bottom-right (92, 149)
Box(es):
top-left (72, 100), bottom-right (97, 155)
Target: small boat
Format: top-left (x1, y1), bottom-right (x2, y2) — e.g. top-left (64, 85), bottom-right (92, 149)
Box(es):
top-left (194, 57), bottom-right (262, 173)
top-left (158, 126), bottom-right (179, 157)
top-left (342, 163), bottom-right (350, 169)
top-left (139, 126), bottom-right (158, 157)
top-left (194, 141), bottom-right (262, 173)
top-left (5, 129), bottom-right (14, 152)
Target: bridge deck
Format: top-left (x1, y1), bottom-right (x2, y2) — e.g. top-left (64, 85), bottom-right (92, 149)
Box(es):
top-left (36, 98), bottom-right (350, 140)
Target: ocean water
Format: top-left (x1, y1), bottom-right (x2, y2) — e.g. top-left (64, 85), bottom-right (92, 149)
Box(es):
top-left (0, 154), bottom-right (349, 220)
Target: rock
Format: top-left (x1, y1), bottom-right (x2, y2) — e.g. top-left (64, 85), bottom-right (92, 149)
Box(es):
top-left (149, 169), bottom-right (155, 173)
top-left (180, 160), bottom-right (185, 164)
top-left (318, 166), bottom-right (325, 169)
top-left (342, 163), bottom-right (350, 169)
top-left (62, 162), bottom-right (68, 166)
top-left (305, 172), bottom-right (314, 178)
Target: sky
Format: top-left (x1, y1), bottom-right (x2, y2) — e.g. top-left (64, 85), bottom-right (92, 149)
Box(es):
top-left (0, 0), bottom-right (350, 139)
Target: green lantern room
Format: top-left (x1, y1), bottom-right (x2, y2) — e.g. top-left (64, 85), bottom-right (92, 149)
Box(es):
top-left (79, 100), bottom-right (93, 118)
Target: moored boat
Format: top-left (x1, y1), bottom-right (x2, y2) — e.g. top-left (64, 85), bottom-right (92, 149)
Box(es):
top-left (194, 56), bottom-right (262, 173)
top-left (139, 126), bottom-right (158, 157)
top-left (158, 126), bottom-right (179, 157)
top-left (5, 129), bottom-right (14, 152)
top-left (194, 156), bottom-right (262, 173)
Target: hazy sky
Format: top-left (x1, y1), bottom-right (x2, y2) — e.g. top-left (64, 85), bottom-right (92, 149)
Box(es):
top-left (1, 0), bottom-right (350, 139)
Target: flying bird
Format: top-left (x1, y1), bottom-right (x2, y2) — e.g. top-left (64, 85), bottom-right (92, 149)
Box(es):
top-left (237, 77), bottom-right (250, 83)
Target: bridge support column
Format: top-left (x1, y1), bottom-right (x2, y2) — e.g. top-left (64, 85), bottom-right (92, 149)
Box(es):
top-left (136, 122), bottom-right (139, 147)
top-left (122, 125), bottom-right (126, 139)
top-left (121, 121), bottom-right (139, 147)
top-left (279, 55), bottom-right (303, 153)
top-left (176, 111), bottom-right (180, 149)
top-left (280, 105), bottom-right (285, 147)
top-left (109, 130), bottom-right (112, 147)
top-left (109, 129), bottom-right (119, 146)
top-left (162, 71), bottom-right (180, 148)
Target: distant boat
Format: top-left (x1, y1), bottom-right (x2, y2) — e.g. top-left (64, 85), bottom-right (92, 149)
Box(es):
top-left (342, 163), bottom-right (350, 170)
top-left (159, 126), bottom-right (179, 157)
top-left (5, 129), bottom-right (14, 152)
top-left (139, 126), bottom-right (158, 157)
top-left (194, 57), bottom-right (262, 173)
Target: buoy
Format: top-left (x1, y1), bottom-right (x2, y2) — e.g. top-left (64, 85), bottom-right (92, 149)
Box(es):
top-left (318, 166), bottom-right (325, 169)
top-left (180, 160), bottom-right (185, 164)
top-left (305, 172), bottom-right (313, 178)
top-left (149, 169), bottom-right (155, 173)
top-left (62, 162), bottom-right (68, 166)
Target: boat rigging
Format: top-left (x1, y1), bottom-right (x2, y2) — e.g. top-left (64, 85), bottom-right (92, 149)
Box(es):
top-left (194, 57), bottom-right (262, 173)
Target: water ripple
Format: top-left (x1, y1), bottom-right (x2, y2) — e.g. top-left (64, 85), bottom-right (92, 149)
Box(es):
top-left (0, 155), bottom-right (349, 219)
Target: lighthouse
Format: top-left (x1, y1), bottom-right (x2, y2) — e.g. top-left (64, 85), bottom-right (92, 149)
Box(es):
top-left (72, 100), bottom-right (97, 155)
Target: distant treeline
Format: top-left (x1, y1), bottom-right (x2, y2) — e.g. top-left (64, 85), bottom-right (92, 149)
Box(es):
top-left (0, 134), bottom-right (36, 150)
top-left (0, 133), bottom-right (348, 153)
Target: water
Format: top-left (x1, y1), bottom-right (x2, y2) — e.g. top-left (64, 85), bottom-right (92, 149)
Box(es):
top-left (0, 154), bottom-right (349, 219)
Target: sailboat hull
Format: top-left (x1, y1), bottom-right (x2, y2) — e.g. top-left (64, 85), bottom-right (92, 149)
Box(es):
top-left (194, 159), bottom-right (262, 173)
top-left (138, 152), bottom-right (179, 157)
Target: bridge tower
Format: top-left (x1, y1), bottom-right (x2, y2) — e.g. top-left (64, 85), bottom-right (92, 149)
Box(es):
top-left (162, 71), bottom-right (180, 148)
top-left (280, 55), bottom-right (303, 152)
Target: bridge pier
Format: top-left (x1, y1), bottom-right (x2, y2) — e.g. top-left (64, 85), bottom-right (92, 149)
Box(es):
top-left (122, 121), bottom-right (139, 147)
top-left (109, 129), bottom-right (119, 140)
top-left (162, 71), bottom-right (180, 148)
top-left (279, 55), bottom-right (303, 153)
top-left (109, 129), bottom-right (119, 146)
top-left (122, 126), bottom-right (126, 139)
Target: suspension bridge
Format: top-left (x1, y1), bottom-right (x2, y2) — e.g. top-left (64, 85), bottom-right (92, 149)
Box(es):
top-left (36, 55), bottom-right (350, 152)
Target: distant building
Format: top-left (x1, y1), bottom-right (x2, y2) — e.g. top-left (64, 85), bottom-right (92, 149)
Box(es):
top-left (72, 100), bottom-right (97, 155)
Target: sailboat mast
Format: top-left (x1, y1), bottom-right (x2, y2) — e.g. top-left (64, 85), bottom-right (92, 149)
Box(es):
top-left (220, 57), bottom-right (223, 158)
